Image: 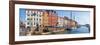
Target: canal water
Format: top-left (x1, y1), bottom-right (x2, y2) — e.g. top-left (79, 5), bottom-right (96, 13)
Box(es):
top-left (20, 26), bottom-right (90, 36)
top-left (63, 26), bottom-right (90, 34)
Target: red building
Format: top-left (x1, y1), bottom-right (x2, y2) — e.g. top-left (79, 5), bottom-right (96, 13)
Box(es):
top-left (47, 10), bottom-right (58, 27)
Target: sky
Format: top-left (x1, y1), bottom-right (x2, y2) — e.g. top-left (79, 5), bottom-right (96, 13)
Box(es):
top-left (19, 8), bottom-right (26, 22)
top-left (71, 11), bottom-right (90, 25)
top-left (19, 8), bottom-right (90, 25)
top-left (56, 10), bottom-right (90, 25)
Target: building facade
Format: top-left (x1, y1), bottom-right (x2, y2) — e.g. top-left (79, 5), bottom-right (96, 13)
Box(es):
top-left (57, 17), bottom-right (64, 27)
top-left (48, 10), bottom-right (58, 27)
top-left (25, 9), bottom-right (43, 28)
top-left (42, 10), bottom-right (49, 27)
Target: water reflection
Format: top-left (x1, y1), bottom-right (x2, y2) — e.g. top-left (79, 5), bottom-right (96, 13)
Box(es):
top-left (63, 26), bottom-right (90, 34)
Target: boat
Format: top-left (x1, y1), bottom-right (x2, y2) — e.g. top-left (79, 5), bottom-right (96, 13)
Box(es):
top-left (41, 32), bottom-right (51, 35)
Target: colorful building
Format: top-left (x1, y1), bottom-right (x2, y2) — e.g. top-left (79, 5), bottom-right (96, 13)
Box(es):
top-left (57, 17), bottom-right (64, 27)
top-left (63, 16), bottom-right (69, 28)
top-left (66, 19), bottom-right (78, 29)
top-left (25, 9), bottom-right (43, 28)
top-left (47, 10), bottom-right (58, 26)
top-left (42, 10), bottom-right (49, 27)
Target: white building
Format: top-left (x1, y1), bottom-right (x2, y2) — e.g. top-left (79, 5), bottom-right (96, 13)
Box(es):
top-left (25, 9), bottom-right (43, 28)
top-left (57, 17), bottom-right (64, 27)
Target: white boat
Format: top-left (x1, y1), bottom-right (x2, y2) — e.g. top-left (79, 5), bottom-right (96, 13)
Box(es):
top-left (41, 32), bottom-right (51, 35)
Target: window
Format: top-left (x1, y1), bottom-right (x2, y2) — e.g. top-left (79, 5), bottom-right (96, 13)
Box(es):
top-left (27, 18), bottom-right (30, 20)
top-left (27, 18), bottom-right (32, 20)
top-left (31, 13), bottom-right (36, 16)
top-left (27, 14), bottom-right (30, 16)
top-left (34, 18), bottom-right (35, 21)
top-left (27, 22), bottom-right (29, 25)
top-left (34, 23), bottom-right (35, 25)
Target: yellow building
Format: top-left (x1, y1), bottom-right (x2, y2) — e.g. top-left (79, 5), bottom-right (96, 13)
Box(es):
top-left (42, 10), bottom-right (49, 27)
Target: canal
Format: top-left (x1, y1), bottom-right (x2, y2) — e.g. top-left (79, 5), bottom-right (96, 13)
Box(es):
top-left (63, 26), bottom-right (90, 34)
